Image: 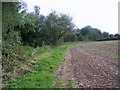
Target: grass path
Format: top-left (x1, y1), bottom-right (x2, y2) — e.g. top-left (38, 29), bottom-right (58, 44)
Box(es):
top-left (3, 42), bottom-right (78, 88)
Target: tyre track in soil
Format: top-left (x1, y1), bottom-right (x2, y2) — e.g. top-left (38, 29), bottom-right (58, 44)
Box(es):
top-left (54, 41), bottom-right (119, 88)
top-left (54, 50), bottom-right (75, 88)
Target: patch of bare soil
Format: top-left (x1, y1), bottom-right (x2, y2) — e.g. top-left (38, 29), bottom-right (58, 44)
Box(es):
top-left (54, 50), bottom-right (75, 88)
top-left (54, 41), bottom-right (119, 88)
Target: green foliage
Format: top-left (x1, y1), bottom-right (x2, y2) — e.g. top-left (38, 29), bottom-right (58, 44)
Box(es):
top-left (114, 34), bottom-right (120, 39)
top-left (64, 30), bottom-right (77, 42)
top-left (54, 81), bottom-right (62, 88)
top-left (18, 10), bottom-right (75, 47)
top-left (41, 11), bottom-right (75, 45)
top-left (3, 43), bottom-right (77, 88)
top-left (77, 26), bottom-right (102, 41)
top-left (109, 34), bottom-right (114, 39)
top-left (76, 25), bottom-right (120, 41)
top-left (2, 2), bottom-right (27, 74)
top-left (112, 56), bottom-right (120, 60)
top-left (102, 32), bottom-right (110, 39)
top-left (67, 77), bottom-right (74, 88)
top-left (3, 71), bottom-right (55, 88)
top-left (34, 5), bottom-right (40, 16)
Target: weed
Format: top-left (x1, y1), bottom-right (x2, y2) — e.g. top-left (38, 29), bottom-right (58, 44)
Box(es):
top-left (54, 80), bottom-right (62, 88)
top-left (112, 56), bottom-right (120, 60)
top-left (67, 76), bottom-right (74, 88)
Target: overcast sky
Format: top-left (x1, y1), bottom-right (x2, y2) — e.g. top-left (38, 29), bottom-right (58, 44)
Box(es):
top-left (23, 0), bottom-right (119, 34)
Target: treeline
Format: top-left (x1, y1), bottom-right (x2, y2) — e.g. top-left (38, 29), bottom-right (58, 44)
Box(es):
top-left (13, 5), bottom-right (120, 48)
top-left (2, 1), bottom-right (119, 76)
top-left (75, 26), bottom-right (120, 41)
top-left (3, 2), bottom-right (120, 48)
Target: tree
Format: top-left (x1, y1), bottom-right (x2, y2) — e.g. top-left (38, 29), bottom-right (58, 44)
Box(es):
top-left (109, 34), bottom-right (114, 39)
top-left (41, 11), bottom-right (75, 45)
top-left (80, 26), bottom-right (95, 40)
top-left (114, 33), bottom-right (120, 40)
top-left (2, 2), bottom-right (27, 74)
top-left (75, 28), bottom-right (84, 41)
top-left (76, 26), bottom-right (103, 41)
top-left (18, 7), bottom-right (44, 47)
top-left (102, 32), bottom-right (110, 39)
top-left (19, 12), bottom-right (39, 46)
top-left (34, 5), bottom-right (40, 16)
top-left (64, 30), bottom-right (77, 42)
top-left (92, 28), bottom-right (102, 40)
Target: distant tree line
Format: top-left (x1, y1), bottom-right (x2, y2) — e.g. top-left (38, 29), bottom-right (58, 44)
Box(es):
top-left (75, 26), bottom-right (120, 41)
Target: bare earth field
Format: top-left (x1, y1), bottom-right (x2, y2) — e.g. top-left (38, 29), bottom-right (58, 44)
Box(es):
top-left (55, 41), bottom-right (119, 88)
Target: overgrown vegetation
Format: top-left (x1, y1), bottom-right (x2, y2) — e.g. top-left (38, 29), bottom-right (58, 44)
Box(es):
top-left (3, 42), bottom-right (77, 88)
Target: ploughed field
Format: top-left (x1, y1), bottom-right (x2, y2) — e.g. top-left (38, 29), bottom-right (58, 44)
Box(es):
top-left (55, 41), bottom-right (119, 88)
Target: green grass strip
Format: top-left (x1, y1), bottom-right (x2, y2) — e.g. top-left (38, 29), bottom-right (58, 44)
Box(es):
top-left (3, 42), bottom-right (78, 88)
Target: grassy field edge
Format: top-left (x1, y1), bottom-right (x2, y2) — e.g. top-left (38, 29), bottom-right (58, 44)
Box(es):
top-left (3, 42), bottom-right (79, 88)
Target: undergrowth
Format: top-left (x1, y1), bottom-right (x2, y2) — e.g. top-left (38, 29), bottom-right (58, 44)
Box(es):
top-left (3, 42), bottom-right (78, 88)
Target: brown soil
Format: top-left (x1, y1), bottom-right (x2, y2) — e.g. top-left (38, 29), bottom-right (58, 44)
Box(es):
top-left (54, 41), bottom-right (119, 88)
